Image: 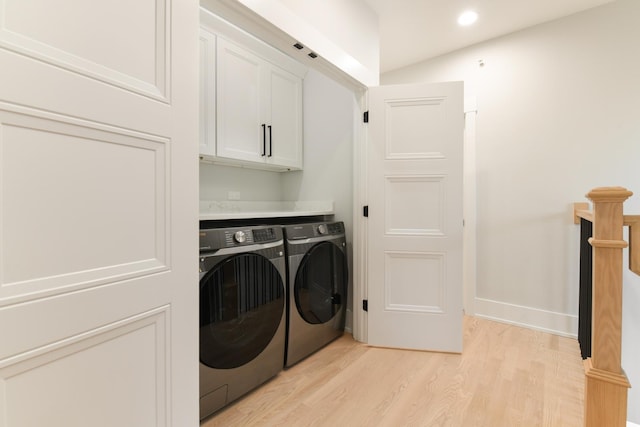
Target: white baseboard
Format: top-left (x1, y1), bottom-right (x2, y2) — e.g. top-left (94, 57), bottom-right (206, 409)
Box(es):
top-left (474, 297), bottom-right (578, 338)
top-left (628, 422), bottom-right (640, 427)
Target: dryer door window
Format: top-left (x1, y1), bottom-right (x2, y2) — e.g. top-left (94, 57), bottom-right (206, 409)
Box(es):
top-left (294, 241), bottom-right (348, 324)
top-left (200, 253), bottom-right (284, 369)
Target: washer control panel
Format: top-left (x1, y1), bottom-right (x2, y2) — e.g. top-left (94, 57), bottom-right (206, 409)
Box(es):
top-left (223, 229), bottom-right (254, 246)
top-left (199, 226), bottom-right (281, 252)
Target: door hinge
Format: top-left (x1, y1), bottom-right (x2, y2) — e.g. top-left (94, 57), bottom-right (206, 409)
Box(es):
top-left (363, 299), bottom-right (368, 311)
top-left (363, 111), bottom-right (369, 123)
top-left (363, 205), bottom-right (369, 217)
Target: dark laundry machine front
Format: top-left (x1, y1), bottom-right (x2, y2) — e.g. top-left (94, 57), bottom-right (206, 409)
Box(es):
top-left (199, 225), bottom-right (286, 420)
top-left (284, 221), bottom-right (348, 368)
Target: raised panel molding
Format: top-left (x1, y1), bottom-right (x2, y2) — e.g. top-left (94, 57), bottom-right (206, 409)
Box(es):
top-left (0, 0), bottom-right (169, 101)
top-left (384, 251), bottom-right (445, 313)
top-left (0, 105), bottom-right (169, 306)
top-left (384, 97), bottom-right (447, 160)
top-left (385, 174), bottom-right (446, 236)
top-left (0, 306), bottom-right (169, 427)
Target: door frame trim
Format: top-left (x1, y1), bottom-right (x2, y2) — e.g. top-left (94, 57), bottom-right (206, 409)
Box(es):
top-left (352, 88), bottom-right (368, 342)
top-left (463, 97), bottom-right (478, 318)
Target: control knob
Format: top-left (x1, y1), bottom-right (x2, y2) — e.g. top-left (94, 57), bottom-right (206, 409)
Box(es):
top-left (233, 230), bottom-right (247, 243)
top-left (317, 224), bottom-right (328, 235)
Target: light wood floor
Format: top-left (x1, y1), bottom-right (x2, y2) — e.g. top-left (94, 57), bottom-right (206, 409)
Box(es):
top-left (201, 316), bottom-right (584, 426)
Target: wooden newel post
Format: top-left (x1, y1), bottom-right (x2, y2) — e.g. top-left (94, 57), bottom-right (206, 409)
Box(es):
top-left (584, 186), bottom-right (632, 427)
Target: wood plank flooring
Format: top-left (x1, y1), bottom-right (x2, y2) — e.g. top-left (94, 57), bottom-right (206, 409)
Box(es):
top-left (201, 316), bottom-right (584, 426)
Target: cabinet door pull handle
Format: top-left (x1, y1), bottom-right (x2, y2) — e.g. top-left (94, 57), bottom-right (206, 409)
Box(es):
top-left (268, 125), bottom-right (272, 157)
top-left (261, 124), bottom-right (266, 156)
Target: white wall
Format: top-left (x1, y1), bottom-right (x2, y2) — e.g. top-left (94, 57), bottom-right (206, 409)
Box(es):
top-left (382, 0), bottom-right (640, 422)
top-left (281, 67), bottom-right (357, 330)
top-left (281, 68), bottom-right (355, 230)
top-left (236, 0), bottom-right (379, 86)
top-left (199, 163), bottom-right (283, 202)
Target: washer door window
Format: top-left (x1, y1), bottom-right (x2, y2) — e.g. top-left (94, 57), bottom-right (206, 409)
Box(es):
top-left (200, 253), bottom-right (284, 369)
top-left (295, 241), bottom-right (347, 324)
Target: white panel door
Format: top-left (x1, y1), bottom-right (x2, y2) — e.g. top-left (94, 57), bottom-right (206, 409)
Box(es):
top-left (368, 82), bottom-right (463, 352)
top-left (0, 0), bottom-right (199, 426)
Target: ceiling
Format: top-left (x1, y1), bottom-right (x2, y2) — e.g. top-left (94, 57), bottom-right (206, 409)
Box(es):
top-left (362, 0), bottom-right (615, 73)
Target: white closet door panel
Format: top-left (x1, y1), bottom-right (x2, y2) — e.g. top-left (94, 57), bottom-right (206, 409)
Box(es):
top-left (0, 0), bottom-right (198, 424)
top-left (384, 97), bottom-right (447, 159)
top-left (384, 175), bottom-right (445, 236)
top-left (0, 308), bottom-right (168, 427)
top-left (0, 0), bottom-right (167, 99)
top-left (0, 108), bottom-right (168, 303)
top-left (384, 251), bottom-right (445, 313)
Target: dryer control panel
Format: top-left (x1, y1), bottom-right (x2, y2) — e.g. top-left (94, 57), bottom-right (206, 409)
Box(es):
top-left (285, 222), bottom-right (345, 240)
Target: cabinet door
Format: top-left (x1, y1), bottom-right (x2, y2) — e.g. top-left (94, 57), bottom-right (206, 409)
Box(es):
top-left (267, 65), bottom-right (303, 170)
top-left (216, 38), bottom-right (265, 163)
top-left (199, 28), bottom-right (216, 158)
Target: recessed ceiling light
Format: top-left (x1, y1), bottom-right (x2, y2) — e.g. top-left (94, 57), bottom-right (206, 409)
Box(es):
top-left (457, 10), bottom-right (478, 26)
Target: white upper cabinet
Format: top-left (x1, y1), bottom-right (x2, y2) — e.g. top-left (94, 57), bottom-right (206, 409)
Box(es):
top-left (215, 37), bottom-right (263, 164)
top-left (199, 13), bottom-right (306, 172)
top-left (264, 62), bottom-right (304, 169)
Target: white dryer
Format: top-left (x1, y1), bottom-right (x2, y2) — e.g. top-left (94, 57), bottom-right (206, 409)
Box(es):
top-left (283, 221), bottom-right (348, 368)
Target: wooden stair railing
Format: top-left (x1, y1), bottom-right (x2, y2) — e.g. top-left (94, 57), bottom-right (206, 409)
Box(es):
top-left (573, 186), bottom-right (637, 427)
